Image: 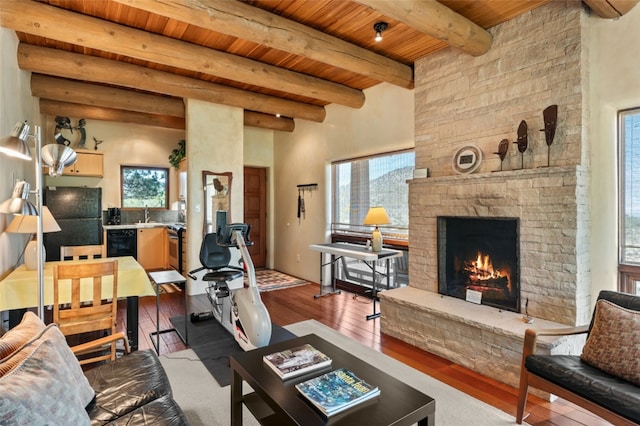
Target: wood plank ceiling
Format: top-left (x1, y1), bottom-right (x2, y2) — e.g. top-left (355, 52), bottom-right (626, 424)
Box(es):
top-left (1, 0), bottom-right (614, 132)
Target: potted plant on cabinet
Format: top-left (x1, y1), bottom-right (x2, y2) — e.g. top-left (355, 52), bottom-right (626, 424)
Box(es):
top-left (168, 139), bottom-right (185, 169)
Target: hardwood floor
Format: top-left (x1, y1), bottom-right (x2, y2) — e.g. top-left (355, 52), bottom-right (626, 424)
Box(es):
top-left (119, 283), bottom-right (611, 426)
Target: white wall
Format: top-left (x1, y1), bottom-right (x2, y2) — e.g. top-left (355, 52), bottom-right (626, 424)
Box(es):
top-left (0, 28), bottom-right (39, 279)
top-left (589, 6), bottom-right (640, 300)
top-left (185, 99), bottom-right (244, 294)
top-left (41, 118), bottom-right (184, 209)
top-left (273, 83), bottom-right (414, 283)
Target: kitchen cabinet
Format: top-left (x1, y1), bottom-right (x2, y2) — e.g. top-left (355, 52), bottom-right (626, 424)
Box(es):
top-left (137, 227), bottom-right (167, 270)
top-left (56, 149), bottom-right (104, 177)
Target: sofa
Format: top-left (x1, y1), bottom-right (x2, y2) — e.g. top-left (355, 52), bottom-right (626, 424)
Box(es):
top-left (516, 290), bottom-right (640, 425)
top-left (0, 311), bottom-right (188, 425)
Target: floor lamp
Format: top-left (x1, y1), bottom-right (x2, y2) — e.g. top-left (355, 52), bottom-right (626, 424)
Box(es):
top-left (6, 205), bottom-right (61, 270)
top-left (0, 121), bottom-right (77, 320)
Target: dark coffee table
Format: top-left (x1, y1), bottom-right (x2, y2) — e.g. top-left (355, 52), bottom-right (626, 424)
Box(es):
top-left (230, 334), bottom-right (435, 425)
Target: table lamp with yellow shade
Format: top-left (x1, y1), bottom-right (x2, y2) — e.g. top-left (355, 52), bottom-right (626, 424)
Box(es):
top-left (363, 206), bottom-right (390, 252)
top-left (7, 205), bottom-right (61, 270)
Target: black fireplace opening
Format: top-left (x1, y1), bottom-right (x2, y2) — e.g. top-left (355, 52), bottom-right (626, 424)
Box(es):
top-left (437, 216), bottom-right (520, 313)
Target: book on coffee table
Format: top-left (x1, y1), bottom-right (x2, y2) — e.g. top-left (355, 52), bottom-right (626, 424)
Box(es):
top-left (295, 368), bottom-right (380, 417)
top-left (263, 343), bottom-right (331, 380)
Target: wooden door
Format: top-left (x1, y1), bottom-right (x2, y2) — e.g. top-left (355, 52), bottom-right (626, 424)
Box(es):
top-left (244, 167), bottom-right (267, 268)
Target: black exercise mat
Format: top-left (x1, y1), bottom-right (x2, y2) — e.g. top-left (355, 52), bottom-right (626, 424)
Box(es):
top-left (169, 315), bottom-right (296, 387)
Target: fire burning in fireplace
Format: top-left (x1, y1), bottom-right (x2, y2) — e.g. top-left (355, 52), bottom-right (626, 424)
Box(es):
top-left (464, 251), bottom-right (511, 290)
top-left (438, 217), bottom-right (520, 313)
top-left (463, 251), bottom-right (513, 303)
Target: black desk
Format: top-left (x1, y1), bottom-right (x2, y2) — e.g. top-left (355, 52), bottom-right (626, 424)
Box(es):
top-left (230, 334), bottom-right (435, 426)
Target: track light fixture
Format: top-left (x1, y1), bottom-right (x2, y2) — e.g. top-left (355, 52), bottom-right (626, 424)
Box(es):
top-left (373, 21), bottom-right (388, 42)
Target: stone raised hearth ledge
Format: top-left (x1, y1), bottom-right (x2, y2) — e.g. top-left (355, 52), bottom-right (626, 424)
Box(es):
top-left (380, 287), bottom-right (586, 399)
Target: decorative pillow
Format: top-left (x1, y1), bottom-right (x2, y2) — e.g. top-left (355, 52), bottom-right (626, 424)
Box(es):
top-left (0, 329), bottom-right (91, 425)
top-left (0, 324), bottom-right (95, 407)
top-left (0, 311), bottom-right (45, 363)
top-left (0, 319), bottom-right (51, 377)
top-left (581, 299), bottom-right (640, 386)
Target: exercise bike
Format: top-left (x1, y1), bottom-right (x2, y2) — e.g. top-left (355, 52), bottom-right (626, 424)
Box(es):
top-left (188, 219), bottom-right (272, 351)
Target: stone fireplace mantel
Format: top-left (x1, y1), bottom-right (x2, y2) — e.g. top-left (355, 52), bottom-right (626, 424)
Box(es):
top-left (385, 165), bottom-right (591, 389)
top-left (408, 164), bottom-right (590, 326)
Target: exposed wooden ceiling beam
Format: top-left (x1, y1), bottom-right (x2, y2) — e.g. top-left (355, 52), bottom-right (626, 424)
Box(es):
top-left (355, 0), bottom-right (492, 56)
top-left (1, 0), bottom-right (365, 108)
top-left (36, 79), bottom-right (295, 132)
top-left (244, 111), bottom-right (295, 132)
top-left (31, 74), bottom-right (186, 118)
top-left (18, 44), bottom-right (326, 123)
top-left (39, 99), bottom-right (186, 130)
top-left (582, 0), bottom-right (639, 18)
top-left (114, 0), bottom-right (414, 89)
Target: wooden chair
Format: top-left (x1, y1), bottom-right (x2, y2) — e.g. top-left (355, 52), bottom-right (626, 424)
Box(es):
top-left (516, 291), bottom-right (640, 425)
top-left (60, 244), bottom-right (106, 261)
top-left (52, 260), bottom-right (126, 365)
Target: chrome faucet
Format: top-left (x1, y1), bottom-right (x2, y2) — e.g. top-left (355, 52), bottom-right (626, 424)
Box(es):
top-left (144, 205), bottom-right (149, 223)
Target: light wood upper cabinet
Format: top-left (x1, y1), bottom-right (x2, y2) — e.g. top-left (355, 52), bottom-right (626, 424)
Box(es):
top-left (137, 227), bottom-right (167, 270)
top-left (45, 149), bottom-right (104, 177)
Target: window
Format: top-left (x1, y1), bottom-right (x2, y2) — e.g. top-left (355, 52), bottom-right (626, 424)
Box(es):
top-left (332, 150), bottom-right (414, 238)
top-left (121, 166), bottom-right (169, 209)
top-left (619, 108), bottom-right (640, 295)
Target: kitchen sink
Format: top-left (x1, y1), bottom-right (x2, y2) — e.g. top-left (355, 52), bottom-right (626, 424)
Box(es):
top-left (136, 222), bottom-right (164, 228)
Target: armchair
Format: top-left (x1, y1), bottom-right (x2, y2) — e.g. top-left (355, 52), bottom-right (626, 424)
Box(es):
top-left (516, 290), bottom-right (640, 425)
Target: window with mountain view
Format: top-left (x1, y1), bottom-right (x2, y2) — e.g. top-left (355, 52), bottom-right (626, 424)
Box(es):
top-left (619, 108), bottom-right (640, 295)
top-left (332, 150), bottom-right (414, 238)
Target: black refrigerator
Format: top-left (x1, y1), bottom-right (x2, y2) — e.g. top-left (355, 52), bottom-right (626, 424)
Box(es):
top-left (43, 187), bottom-right (103, 261)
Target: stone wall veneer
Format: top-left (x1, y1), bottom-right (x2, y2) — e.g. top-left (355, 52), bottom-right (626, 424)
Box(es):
top-left (382, 1), bottom-right (591, 389)
top-left (408, 166), bottom-right (591, 326)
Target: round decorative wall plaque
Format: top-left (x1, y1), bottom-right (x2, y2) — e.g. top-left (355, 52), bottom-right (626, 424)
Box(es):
top-left (452, 144), bottom-right (483, 174)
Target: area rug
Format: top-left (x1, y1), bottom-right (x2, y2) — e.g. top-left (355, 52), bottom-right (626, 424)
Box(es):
top-left (169, 315), bottom-right (296, 387)
top-left (249, 269), bottom-right (309, 292)
top-left (161, 319), bottom-right (526, 426)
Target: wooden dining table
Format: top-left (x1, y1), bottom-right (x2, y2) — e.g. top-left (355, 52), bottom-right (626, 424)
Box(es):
top-left (0, 256), bottom-right (155, 350)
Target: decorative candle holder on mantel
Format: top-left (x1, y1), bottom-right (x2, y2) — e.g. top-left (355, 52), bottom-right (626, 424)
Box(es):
top-left (540, 104), bottom-right (558, 168)
top-left (513, 120), bottom-right (528, 170)
top-left (493, 139), bottom-right (509, 172)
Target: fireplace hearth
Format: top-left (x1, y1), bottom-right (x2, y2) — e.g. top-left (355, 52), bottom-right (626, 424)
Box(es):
top-left (437, 217), bottom-right (520, 313)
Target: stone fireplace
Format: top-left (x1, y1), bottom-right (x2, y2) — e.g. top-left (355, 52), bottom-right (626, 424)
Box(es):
top-left (437, 216), bottom-right (520, 313)
top-left (379, 2), bottom-right (592, 391)
top-left (381, 167), bottom-right (589, 390)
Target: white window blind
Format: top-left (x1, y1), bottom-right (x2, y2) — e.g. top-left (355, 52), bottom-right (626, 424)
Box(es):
top-left (332, 150), bottom-right (414, 237)
top-left (620, 108), bottom-right (640, 266)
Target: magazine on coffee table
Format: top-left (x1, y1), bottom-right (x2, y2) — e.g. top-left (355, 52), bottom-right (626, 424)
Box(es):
top-left (263, 343), bottom-right (332, 380)
top-left (295, 368), bottom-right (380, 417)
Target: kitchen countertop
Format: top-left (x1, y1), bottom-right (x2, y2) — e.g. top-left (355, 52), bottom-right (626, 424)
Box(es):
top-left (103, 223), bottom-right (168, 230)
